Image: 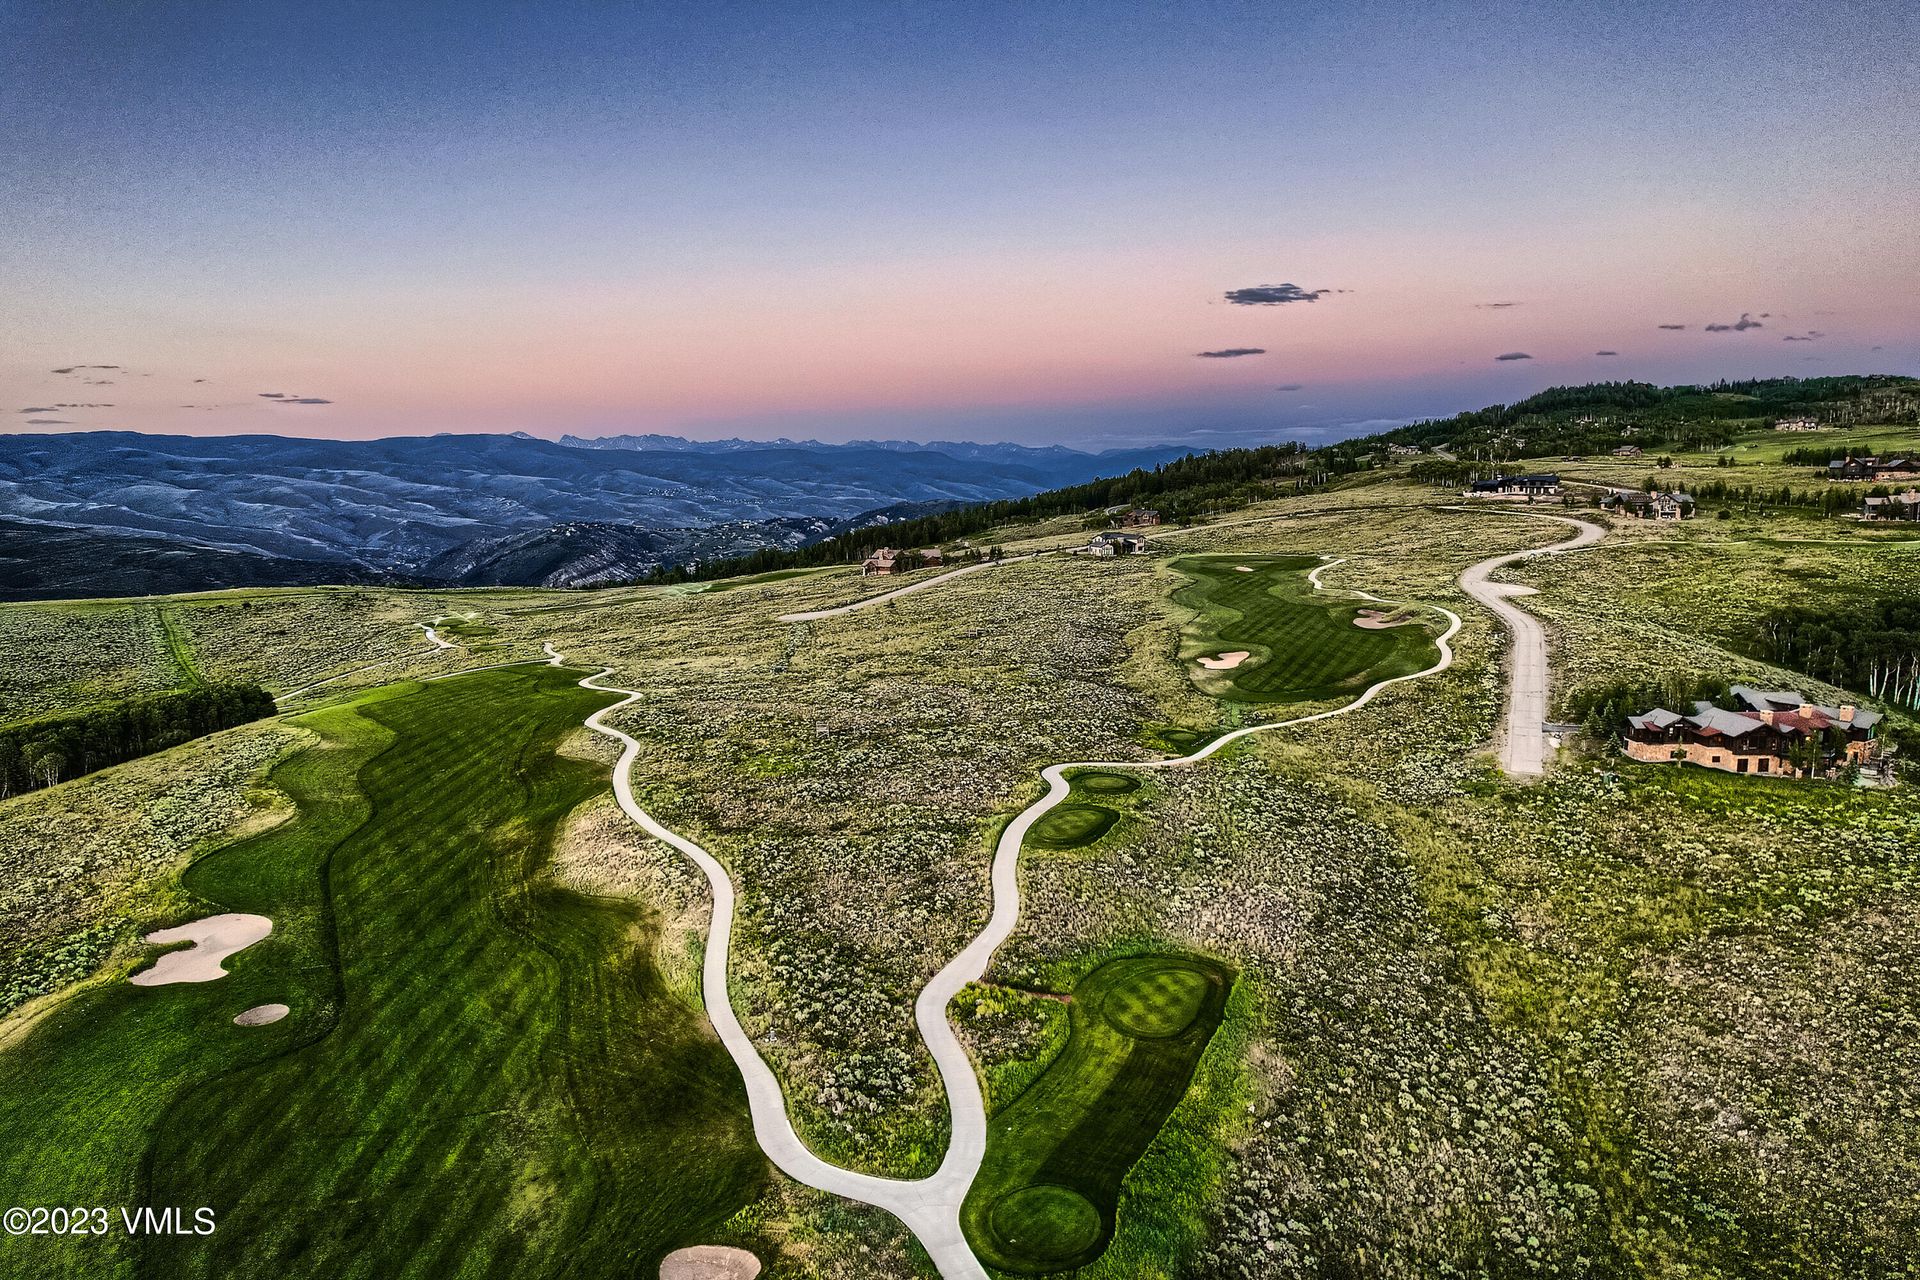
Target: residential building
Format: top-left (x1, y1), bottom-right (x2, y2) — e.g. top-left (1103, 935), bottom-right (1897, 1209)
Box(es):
top-left (1611, 445), bottom-right (1643, 457)
top-left (1120, 508), bottom-right (1163, 528)
top-left (1467, 473), bottom-right (1561, 497)
top-left (861, 547), bottom-right (906, 576)
top-left (1621, 686), bottom-right (1884, 779)
top-left (1864, 489), bottom-right (1920, 521)
top-left (1773, 416), bottom-right (1822, 431)
top-left (1087, 531), bottom-right (1149, 556)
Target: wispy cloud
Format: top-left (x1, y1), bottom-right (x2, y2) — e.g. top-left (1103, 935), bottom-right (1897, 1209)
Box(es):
top-left (1595, 350), bottom-right (1618, 356)
top-left (25, 418), bottom-right (71, 425)
top-left (1704, 312), bottom-right (1763, 332)
top-left (1196, 348), bottom-right (1266, 358)
top-left (1657, 324), bottom-right (1687, 330)
top-left (1475, 301), bottom-right (1521, 309)
top-left (258, 392), bottom-right (334, 404)
top-left (1275, 383), bottom-right (1305, 391)
top-left (1494, 351), bottom-right (1532, 361)
top-left (1781, 330), bottom-right (1824, 342)
top-left (1223, 283), bottom-right (1338, 305)
top-left (51, 364), bottom-right (120, 374)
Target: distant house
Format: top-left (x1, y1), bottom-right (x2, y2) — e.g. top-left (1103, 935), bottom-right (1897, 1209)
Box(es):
top-left (1621, 686), bottom-right (1883, 779)
top-left (1611, 445), bottom-right (1643, 457)
top-left (1653, 491), bottom-right (1694, 520)
top-left (919, 548), bottom-right (944, 568)
top-left (861, 547), bottom-right (907, 576)
top-left (1824, 455), bottom-right (1919, 482)
top-left (1603, 489), bottom-right (1693, 519)
top-left (1088, 531), bottom-right (1149, 557)
top-left (1864, 489), bottom-right (1920, 521)
top-left (1119, 508), bottom-right (1163, 528)
top-left (1468, 473), bottom-right (1560, 498)
top-left (1773, 416), bottom-right (1822, 431)
top-left (1877, 457), bottom-right (1920, 481)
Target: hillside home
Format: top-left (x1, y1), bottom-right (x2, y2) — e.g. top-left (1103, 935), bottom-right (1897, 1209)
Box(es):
top-left (1088, 531), bottom-right (1149, 556)
top-left (1864, 490), bottom-right (1920, 521)
top-left (1621, 685), bottom-right (1883, 779)
top-left (919, 548), bottom-right (944, 568)
top-left (1120, 508), bottom-right (1163, 528)
top-left (1611, 445), bottom-right (1644, 457)
top-left (1827, 455), bottom-right (1919, 482)
top-left (1773, 417), bottom-right (1822, 431)
top-left (1653, 491), bottom-right (1694, 519)
top-left (861, 547), bottom-right (906, 576)
top-left (1468, 473), bottom-right (1561, 498)
top-left (1604, 491), bottom-right (1654, 517)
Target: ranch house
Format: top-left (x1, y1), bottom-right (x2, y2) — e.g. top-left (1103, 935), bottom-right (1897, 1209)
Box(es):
top-left (861, 548), bottom-right (906, 576)
top-left (1118, 508), bottom-right (1163, 528)
top-left (1087, 531), bottom-right (1149, 557)
top-left (1621, 686), bottom-right (1884, 780)
top-left (1864, 489), bottom-right (1920, 521)
top-left (1468, 473), bottom-right (1561, 498)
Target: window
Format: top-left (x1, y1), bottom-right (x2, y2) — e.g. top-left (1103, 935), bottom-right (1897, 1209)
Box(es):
top-left (1758, 759), bottom-right (1769, 773)
top-left (1711, 755), bottom-right (1722, 764)
top-left (1737, 759), bottom-right (1749, 774)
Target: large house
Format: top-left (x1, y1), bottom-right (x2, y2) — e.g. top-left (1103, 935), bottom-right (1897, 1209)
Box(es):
top-left (1087, 531), bottom-right (1149, 557)
top-left (1604, 489), bottom-right (1693, 519)
top-left (1773, 416), bottom-right (1822, 431)
top-left (1467, 473), bottom-right (1561, 498)
top-left (1118, 508), bottom-right (1163, 528)
top-left (1864, 489), bottom-right (1920, 521)
top-left (1828, 455), bottom-right (1920, 482)
top-left (1622, 686), bottom-right (1883, 779)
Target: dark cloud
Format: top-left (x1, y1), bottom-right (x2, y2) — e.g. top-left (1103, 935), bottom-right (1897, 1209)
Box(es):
top-left (1657, 324), bottom-right (1687, 330)
top-left (1494, 351), bottom-right (1533, 361)
top-left (1275, 383), bottom-right (1305, 391)
top-left (259, 392), bottom-right (290, 398)
top-left (1781, 330), bottom-right (1824, 341)
top-left (192, 378), bottom-right (208, 383)
top-left (260, 392), bottom-right (333, 404)
top-left (26, 419), bottom-right (71, 425)
top-left (286, 397), bottom-right (333, 405)
top-left (1704, 313), bottom-right (1763, 332)
top-left (1197, 348), bottom-right (1266, 358)
top-left (1224, 284), bottom-right (1333, 305)
top-left (18, 407), bottom-right (55, 414)
top-left (1475, 301), bottom-right (1521, 309)
top-left (51, 364), bottom-right (120, 373)
top-left (1595, 350), bottom-right (1618, 356)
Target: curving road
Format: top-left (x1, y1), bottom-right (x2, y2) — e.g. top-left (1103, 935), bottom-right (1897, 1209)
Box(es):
top-left (555, 558), bottom-right (1464, 1279)
top-left (1452, 510), bottom-right (1606, 775)
top-left (774, 553), bottom-right (1046, 623)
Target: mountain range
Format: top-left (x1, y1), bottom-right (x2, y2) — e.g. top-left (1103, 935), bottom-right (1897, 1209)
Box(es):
top-left (0, 432), bottom-right (1191, 599)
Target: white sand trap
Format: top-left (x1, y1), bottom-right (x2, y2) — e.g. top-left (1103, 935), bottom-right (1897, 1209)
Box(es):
top-left (659, 1245), bottom-right (762, 1280)
top-left (1197, 650), bottom-right (1251, 670)
top-left (1353, 608), bottom-right (1416, 630)
top-left (233, 1003), bottom-right (289, 1027)
top-left (1234, 565), bottom-right (1254, 572)
top-left (129, 914), bottom-right (273, 986)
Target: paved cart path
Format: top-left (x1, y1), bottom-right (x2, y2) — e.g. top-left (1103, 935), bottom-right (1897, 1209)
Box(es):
top-left (1452, 510), bottom-right (1606, 775)
top-left (774, 553), bottom-right (1047, 622)
top-left (556, 554), bottom-right (1467, 1278)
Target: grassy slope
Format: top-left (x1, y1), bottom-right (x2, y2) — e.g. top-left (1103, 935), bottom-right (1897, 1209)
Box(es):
top-left (960, 955), bottom-right (1231, 1275)
top-left (0, 665), bottom-right (763, 1280)
top-left (1168, 554), bottom-right (1436, 704)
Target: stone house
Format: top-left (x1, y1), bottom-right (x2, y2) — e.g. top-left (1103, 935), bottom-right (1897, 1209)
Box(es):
top-left (1621, 686), bottom-right (1883, 779)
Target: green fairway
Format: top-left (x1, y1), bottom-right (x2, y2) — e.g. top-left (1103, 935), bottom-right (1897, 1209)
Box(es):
top-left (960, 955), bottom-right (1233, 1274)
top-left (0, 664), bottom-right (762, 1280)
top-left (1071, 771), bottom-right (1140, 795)
top-left (1169, 554), bottom-right (1437, 704)
top-left (1027, 802), bottom-right (1120, 849)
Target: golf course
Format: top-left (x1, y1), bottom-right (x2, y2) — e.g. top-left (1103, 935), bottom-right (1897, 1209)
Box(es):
top-left (1171, 554), bottom-right (1439, 703)
top-left (0, 664), bottom-right (762, 1279)
top-left (959, 955), bottom-right (1233, 1274)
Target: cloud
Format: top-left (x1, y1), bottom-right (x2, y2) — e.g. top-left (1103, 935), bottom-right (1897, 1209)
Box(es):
top-left (1275, 383), bottom-right (1305, 391)
top-left (25, 418), bottom-right (71, 425)
top-left (259, 392), bottom-right (290, 398)
top-left (1224, 283), bottom-right (1334, 305)
top-left (1196, 348), bottom-right (1266, 358)
top-left (1657, 324), bottom-right (1687, 330)
top-left (260, 392), bottom-right (333, 404)
top-left (1781, 330), bottom-right (1824, 341)
top-left (192, 378), bottom-right (208, 383)
top-left (1782, 335), bottom-right (1812, 342)
top-left (1475, 301), bottom-right (1521, 309)
top-left (1704, 312), bottom-right (1763, 332)
top-left (1595, 350), bottom-right (1618, 356)
top-left (285, 397), bottom-right (333, 405)
top-left (1494, 351), bottom-right (1533, 361)
top-left (51, 364), bottom-right (120, 373)
top-left (18, 407), bottom-right (55, 414)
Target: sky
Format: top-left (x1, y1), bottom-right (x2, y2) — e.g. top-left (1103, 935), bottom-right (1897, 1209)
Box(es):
top-left (3, 0), bottom-right (1917, 448)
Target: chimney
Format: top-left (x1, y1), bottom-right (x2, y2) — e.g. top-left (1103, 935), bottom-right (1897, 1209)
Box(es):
top-left (1839, 705), bottom-right (1856, 723)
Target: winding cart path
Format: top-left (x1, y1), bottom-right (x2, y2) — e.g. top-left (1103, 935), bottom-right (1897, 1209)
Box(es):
top-left (557, 554), bottom-right (1467, 1278)
top-left (1452, 510), bottom-right (1606, 775)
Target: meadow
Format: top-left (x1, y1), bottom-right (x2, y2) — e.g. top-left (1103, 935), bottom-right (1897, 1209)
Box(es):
top-left (0, 665), bottom-right (764, 1279)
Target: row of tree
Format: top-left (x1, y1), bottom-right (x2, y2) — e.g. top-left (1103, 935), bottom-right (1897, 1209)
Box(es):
top-left (1749, 600), bottom-right (1920, 711)
top-left (0, 683), bottom-right (277, 797)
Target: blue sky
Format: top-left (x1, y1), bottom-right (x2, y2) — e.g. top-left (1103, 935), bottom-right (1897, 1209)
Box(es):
top-left (3, 0), bottom-right (1915, 445)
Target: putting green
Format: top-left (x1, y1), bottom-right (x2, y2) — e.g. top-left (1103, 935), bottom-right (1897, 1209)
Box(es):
top-left (1170, 555), bottom-right (1436, 704)
top-left (1101, 962), bottom-right (1211, 1038)
top-left (0, 665), bottom-right (762, 1280)
top-left (1027, 802), bottom-right (1120, 849)
top-left (960, 954), bottom-right (1233, 1274)
top-left (1072, 771), bottom-right (1140, 795)
top-left (988, 1185), bottom-right (1104, 1262)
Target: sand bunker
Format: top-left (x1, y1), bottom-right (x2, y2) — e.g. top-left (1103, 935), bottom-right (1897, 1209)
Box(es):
top-left (129, 913), bottom-right (273, 986)
top-left (1234, 565), bottom-right (1254, 572)
top-left (659, 1245), bottom-right (762, 1280)
top-left (1353, 609), bottom-right (1415, 630)
top-left (233, 1003), bottom-right (290, 1027)
top-left (1196, 650), bottom-right (1251, 670)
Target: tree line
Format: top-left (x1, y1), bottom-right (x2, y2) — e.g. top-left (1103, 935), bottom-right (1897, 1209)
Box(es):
top-left (0, 683), bottom-right (277, 797)
top-left (1749, 599), bottom-right (1920, 711)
